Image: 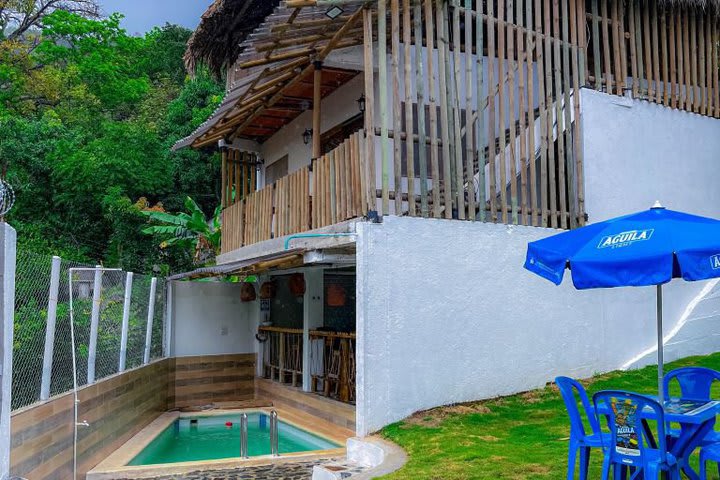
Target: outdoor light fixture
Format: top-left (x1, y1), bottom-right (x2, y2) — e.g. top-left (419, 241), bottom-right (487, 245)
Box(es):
top-left (325, 6), bottom-right (344, 19)
top-left (303, 128), bottom-right (313, 145)
top-left (357, 93), bottom-right (366, 114)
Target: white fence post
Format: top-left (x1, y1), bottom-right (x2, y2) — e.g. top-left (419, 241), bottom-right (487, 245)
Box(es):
top-left (119, 272), bottom-right (133, 372)
top-left (143, 277), bottom-right (157, 365)
top-left (0, 223), bottom-right (16, 479)
top-left (86, 265), bottom-right (103, 384)
top-left (163, 281), bottom-right (173, 357)
top-left (40, 255), bottom-right (61, 401)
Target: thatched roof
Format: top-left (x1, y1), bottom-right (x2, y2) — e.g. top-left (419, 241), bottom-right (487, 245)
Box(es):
top-left (184, 0), bottom-right (280, 78)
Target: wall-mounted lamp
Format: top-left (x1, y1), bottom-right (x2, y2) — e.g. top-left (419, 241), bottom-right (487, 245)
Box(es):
top-left (357, 93), bottom-right (366, 114)
top-left (303, 128), bottom-right (313, 145)
top-left (325, 6), bottom-right (344, 19)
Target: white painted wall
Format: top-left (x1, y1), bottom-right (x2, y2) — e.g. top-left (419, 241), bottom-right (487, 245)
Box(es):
top-left (171, 281), bottom-right (256, 357)
top-left (355, 216), bottom-right (720, 435)
top-left (582, 88), bottom-right (720, 221)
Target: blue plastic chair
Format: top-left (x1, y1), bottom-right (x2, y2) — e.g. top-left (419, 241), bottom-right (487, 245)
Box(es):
top-left (593, 390), bottom-right (680, 480)
top-left (556, 376), bottom-right (609, 480)
top-left (663, 367), bottom-right (720, 445)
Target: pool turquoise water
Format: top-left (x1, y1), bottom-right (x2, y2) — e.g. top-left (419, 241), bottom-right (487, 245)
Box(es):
top-left (128, 413), bottom-right (341, 466)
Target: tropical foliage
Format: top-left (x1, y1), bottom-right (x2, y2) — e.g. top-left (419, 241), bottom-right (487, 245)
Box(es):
top-left (1, 8), bottom-right (225, 273)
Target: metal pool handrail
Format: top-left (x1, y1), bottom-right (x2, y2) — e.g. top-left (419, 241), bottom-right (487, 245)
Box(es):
top-left (270, 410), bottom-right (279, 456)
top-left (240, 413), bottom-right (249, 459)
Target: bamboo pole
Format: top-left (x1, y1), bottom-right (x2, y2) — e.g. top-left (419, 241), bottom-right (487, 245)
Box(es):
top-left (601, 0), bottom-right (612, 92)
top-left (476, 0), bottom-right (486, 222)
top-left (362, 8), bottom-right (376, 215)
top-left (628, 1), bottom-right (639, 97)
top-left (535, 0), bottom-right (547, 227)
top-left (554, 0), bottom-right (567, 230)
top-left (691, 10), bottom-right (698, 112)
top-left (425, 0), bottom-right (441, 218)
top-left (221, 149), bottom-right (228, 208)
top-left (415, 1), bottom-right (429, 217)
top-left (465, 0), bottom-right (476, 220)
top-left (452, 0), bottom-right (466, 220)
top-left (487, 0), bottom-right (497, 222)
top-left (653, 2), bottom-right (662, 104)
top-left (544, 0), bottom-right (556, 228)
top-left (714, 18), bottom-right (719, 118)
top-left (561, 0), bottom-right (574, 228)
top-left (313, 62), bottom-right (323, 159)
top-left (526, 0), bottom-right (536, 226)
top-left (592, 0), bottom-right (601, 90)
top-left (403, 0), bottom-right (416, 217)
top-left (517, 0), bottom-right (527, 225)
top-left (506, 0), bottom-right (518, 224)
top-left (669, 6), bottom-right (677, 108)
top-left (498, 0), bottom-right (508, 224)
top-left (379, 0), bottom-right (390, 214)
top-left (391, 0), bottom-right (403, 215)
top-left (643, 2), bottom-right (652, 97)
top-left (437, 0), bottom-right (453, 219)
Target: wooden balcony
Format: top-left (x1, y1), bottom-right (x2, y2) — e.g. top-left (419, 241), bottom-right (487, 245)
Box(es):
top-left (221, 131), bottom-right (372, 255)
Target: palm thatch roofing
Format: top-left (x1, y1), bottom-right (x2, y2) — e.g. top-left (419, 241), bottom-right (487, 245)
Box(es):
top-left (174, 1), bottom-right (368, 150)
top-left (184, 0), bottom-right (281, 78)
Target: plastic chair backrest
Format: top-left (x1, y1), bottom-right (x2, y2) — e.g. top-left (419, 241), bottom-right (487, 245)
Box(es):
top-left (663, 367), bottom-right (720, 401)
top-left (593, 390), bottom-right (668, 469)
top-left (555, 376), bottom-right (602, 439)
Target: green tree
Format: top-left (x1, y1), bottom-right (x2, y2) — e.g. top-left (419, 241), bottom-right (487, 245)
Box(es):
top-left (142, 196), bottom-right (221, 266)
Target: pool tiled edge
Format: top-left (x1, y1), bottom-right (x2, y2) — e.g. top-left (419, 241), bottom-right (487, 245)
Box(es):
top-left (87, 407), bottom-right (352, 480)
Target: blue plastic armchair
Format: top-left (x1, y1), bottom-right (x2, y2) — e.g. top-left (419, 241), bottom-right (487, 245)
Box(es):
top-left (664, 367), bottom-right (720, 445)
top-left (556, 376), bottom-right (609, 480)
top-left (592, 390), bottom-right (680, 480)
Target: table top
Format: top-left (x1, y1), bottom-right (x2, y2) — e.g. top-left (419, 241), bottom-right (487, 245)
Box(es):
top-left (596, 397), bottom-right (720, 425)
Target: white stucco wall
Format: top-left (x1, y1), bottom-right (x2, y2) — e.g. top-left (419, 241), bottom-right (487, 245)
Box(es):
top-left (582, 88), bottom-right (720, 220)
top-left (356, 216), bottom-right (720, 435)
top-left (170, 281), bottom-right (256, 357)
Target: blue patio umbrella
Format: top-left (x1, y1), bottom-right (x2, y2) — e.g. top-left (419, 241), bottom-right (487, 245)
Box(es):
top-left (524, 203), bottom-right (720, 402)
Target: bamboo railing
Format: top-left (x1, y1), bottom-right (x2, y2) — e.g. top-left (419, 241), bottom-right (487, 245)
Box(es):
top-left (309, 330), bottom-right (356, 404)
top-left (586, 0), bottom-right (720, 117)
top-left (220, 131), bottom-right (369, 255)
top-left (259, 326), bottom-right (304, 387)
top-left (364, 0), bottom-right (587, 230)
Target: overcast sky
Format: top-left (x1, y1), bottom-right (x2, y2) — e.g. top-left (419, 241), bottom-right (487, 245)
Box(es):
top-left (100, 0), bottom-right (208, 35)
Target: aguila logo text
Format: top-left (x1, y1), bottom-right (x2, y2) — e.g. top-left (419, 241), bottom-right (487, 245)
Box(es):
top-left (711, 254), bottom-right (720, 270)
top-left (597, 229), bottom-right (654, 249)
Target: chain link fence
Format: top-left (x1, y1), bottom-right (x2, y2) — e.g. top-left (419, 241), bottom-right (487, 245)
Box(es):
top-left (12, 252), bottom-right (167, 410)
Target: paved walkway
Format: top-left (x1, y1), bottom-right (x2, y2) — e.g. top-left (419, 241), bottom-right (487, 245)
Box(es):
top-left (116, 461), bottom-right (322, 480)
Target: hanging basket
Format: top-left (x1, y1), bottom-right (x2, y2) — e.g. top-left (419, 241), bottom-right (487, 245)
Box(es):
top-left (288, 273), bottom-right (306, 297)
top-left (326, 284), bottom-right (346, 307)
top-left (240, 282), bottom-right (256, 302)
top-left (259, 281), bottom-right (277, 300)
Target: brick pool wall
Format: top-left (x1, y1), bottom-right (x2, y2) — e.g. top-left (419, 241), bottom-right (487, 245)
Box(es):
top-left (10, 359), bottom-right (170, 480)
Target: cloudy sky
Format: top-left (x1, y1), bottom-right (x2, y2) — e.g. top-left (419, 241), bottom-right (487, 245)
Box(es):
top-left (100, 0), bottom-right (209, 34)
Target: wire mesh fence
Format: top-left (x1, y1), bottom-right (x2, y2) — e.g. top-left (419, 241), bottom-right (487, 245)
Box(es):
top-left (12, 252), bottom-right (168, 411)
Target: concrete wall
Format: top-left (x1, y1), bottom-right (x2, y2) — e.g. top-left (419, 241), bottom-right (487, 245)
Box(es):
top-left (10, 360), bottom-right (169, 480)
top-left (581, 88), bottom-right (720, 221)
top-left (170, 281), bottom-right (256, 357)
top-left (355, 216), bottom-right (720, 435)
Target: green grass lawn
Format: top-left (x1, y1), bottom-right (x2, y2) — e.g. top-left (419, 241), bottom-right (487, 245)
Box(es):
top-left (380, 352), bottom-right (720, 479)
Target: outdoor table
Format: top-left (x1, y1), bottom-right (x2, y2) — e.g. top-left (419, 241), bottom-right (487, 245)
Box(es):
top-left (596, 397), bottom-right (720, 480)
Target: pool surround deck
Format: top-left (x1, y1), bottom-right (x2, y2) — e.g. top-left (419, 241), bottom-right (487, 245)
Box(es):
top-left (87, 406), bottom-right (352, 480)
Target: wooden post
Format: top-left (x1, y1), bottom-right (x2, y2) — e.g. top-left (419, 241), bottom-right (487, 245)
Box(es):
top-left (379, 0), bottom-right (390, 214)
top-left (415, 1), bottom-right (429, 217)
top-left (313, 61), bottom-right (323, 160)
top-left (221, 149), bottom-right (228, 208)
top-left (362, 8), bottom-right (377, 215)
top-left (40, 256), bottom-right (61, 401)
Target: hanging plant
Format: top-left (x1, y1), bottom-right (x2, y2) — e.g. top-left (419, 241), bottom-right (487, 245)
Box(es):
top-left (288, 273), bottom-right (306, 297)
top-left (326, 284), bottom-right (346, 307)
top-left (259, 280), bottom-right (277, 299)
top-left (240, 282), bottom-right (256, 302)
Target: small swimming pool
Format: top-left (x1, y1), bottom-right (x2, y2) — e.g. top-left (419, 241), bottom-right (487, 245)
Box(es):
top-left (128, 412), bottom-right (341, 466)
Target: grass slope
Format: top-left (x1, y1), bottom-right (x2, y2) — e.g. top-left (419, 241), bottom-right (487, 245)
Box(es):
top-left (381, 353), bottom-right (720, 479)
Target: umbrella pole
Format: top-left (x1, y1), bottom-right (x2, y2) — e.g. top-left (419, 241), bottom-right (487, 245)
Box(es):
top-left (657, 284), bottom-right (664, 403)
